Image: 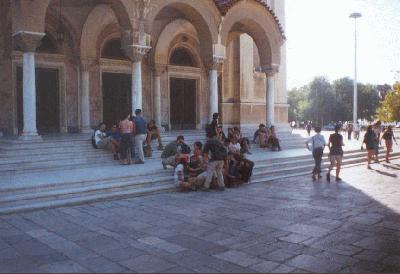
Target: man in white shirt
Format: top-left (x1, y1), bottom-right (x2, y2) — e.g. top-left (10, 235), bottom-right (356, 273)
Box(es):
top-left (95, 123), bottom-right (112, 150)
top-left (353, 121), bottom-right (361, 140)
top-left (305, 126), bottom-right (326, 181)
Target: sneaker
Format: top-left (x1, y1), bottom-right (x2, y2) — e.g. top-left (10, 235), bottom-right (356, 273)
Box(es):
top-left (367, 165), bottom-right (372, 169)
top-left (326, 173), bottom-right (331, 182)
top-left (113, 154), bottom-right (119, 160)
top-left (135, 160), bottom-right (145, 164)
top-left (336, 177), bottom-right (342, 182)
top-left (200, 186), bottom-right (210, 192)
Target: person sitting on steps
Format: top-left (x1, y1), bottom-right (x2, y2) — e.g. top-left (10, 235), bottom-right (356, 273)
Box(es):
top-left (146, 120), bottom-right (164, 151)
top-left (106, 124), bottom-right (121, 160)
top-left (267, 126), bottom-right (282, 151)
top-left (95, 122), bottom-right (119, 158)
top-left (161, 136), bottom-right (190, 169)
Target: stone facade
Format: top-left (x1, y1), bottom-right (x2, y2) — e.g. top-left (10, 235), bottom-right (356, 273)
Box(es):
top-left (0, 0), bottom-right (287, 136)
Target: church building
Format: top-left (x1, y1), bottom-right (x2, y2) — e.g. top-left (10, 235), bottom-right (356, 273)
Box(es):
top-left (0, 0), bottom-right (288, 137)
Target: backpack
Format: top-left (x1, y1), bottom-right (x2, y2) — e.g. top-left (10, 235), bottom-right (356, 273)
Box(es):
top-left (91, 130), bottom-right (98, 149)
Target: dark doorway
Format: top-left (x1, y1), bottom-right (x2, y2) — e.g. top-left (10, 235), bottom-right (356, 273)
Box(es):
top-left (17, 67), bottom-right (60, 134)
top-left (170, 78), bottom-right (196, 130)
top-left (102, 73), bottom-right (132, 128)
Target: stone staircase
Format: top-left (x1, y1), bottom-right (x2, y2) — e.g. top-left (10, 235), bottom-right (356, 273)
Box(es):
top-left (0, 130), bottom-right (398, 215)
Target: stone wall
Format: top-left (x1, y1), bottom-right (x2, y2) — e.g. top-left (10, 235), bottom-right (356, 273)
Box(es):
top-left (0, 1), bottom-right (13, 135)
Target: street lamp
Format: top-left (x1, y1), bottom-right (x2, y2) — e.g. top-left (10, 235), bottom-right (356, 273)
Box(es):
top-left (349, 12), bottom-right (362, 124)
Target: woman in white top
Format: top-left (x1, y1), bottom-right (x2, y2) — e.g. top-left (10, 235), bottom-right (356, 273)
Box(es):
top-left (305, 126), bottom-right (326, 181)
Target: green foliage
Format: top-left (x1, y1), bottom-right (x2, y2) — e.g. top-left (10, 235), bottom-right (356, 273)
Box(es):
top-left (288, 76), bottom-right (383, 124)
top-left (377, 83), bottom-right (400, 122)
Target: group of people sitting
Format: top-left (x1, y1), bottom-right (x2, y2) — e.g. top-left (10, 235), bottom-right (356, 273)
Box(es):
top-left (252, 123), bottom-right (282, 151)
top-left (162, 113), bottom-right (255, 191)
top-left (92, 109), bottom-right (164, 165)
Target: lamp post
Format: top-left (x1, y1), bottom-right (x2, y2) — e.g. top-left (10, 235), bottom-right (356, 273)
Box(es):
top-left (349, 12), bottom-right (362, 125)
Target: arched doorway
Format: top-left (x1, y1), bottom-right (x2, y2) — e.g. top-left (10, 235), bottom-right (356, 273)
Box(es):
top-left (101, 38), bottom-right (132, 127)
top-left (169, 47), bottom-right (199, 130)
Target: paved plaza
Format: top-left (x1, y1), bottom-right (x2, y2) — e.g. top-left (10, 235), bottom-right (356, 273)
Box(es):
top-left (1, 159), bottom-right (400, 273)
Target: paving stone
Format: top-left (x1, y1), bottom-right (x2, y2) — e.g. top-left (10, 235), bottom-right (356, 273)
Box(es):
top-left (249, 260), bottom-right (280, 272)
top-left (353, 249), bottom-right (389, 263)
top-left (76, 256), bottom-right (128, 272)
top-left (165, 234), bottom-right (227, 254)
top-left (119, 254), bottom-right (177, 273)
top-left (286, 254), bottom-right (343, 272)
top-left (279, 233), bottom-right (311, 244)
top-left (75, 234), bottom-right (129, 252)
top-left (213, 250), bottom-right (262, 267)
top-left (96, 246), bottom-right (146, 262)
top-left (260, 248), bottom-right (298, 262)
top-left (32, 260), bottom-right (90, 273)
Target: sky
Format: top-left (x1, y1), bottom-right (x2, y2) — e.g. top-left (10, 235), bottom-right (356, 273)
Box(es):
top-left (286, 0), bottom-right (400, 89)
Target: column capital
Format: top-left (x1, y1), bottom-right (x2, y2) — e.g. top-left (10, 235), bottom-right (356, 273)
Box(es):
top-left (262, 65), bottom-right (280, 77)
top-left (209, 55), bottom-right (225, 70)
top-left (124, 44), bottom-right (152, 62)
top-left (154, 63), bottom-right (167, 77)
top-left (13, 31), bottom-right (45, 53)
top-left (81, 58), bottom-right (97, 72)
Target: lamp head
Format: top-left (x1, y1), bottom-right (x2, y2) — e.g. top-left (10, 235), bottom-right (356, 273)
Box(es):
top-left (349, 12), bottom-right (362, 19)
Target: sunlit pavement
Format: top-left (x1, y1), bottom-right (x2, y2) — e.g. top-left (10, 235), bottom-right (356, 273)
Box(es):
top-left (0, 158), bottom-right (399, 272)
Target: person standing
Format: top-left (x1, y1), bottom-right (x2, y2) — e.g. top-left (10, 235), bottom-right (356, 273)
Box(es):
top-left (353, 121), bottom-right (361, 141)
top-left (306, 121), bottom-right (312, 136)
top-left (381, 126), bottom-right (398, 163)
top-left (119, 114), bottom-right (135, 165)
top-left (305, 126), bottom-right (326, 181)
top-left (327, 124), bottom-right (344, 182)
top-left (200, 128), bottom-right (227, 191)
top-left (347, 122), bottom-right (353, 140)
top-left (133, 109), bottom-right (147, 164)
top-left (372, 120), bottom-right (382, 163)
top-left (363, 125), bottom-right (378, 169)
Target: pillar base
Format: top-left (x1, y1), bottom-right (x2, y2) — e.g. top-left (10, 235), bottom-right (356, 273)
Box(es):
top-left (19, 133), bottom-right (42, 141)
top-left (80, 127), bottom-right (93, 134)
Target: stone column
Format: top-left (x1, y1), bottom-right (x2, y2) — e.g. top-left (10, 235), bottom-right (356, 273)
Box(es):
top-left (153, 64), bottom-right (165, 127)
top-left (263, 67), bottom-right (279, 127)
top-left (209, 56), bottom-right (224, 120)
top-left (126, 44), bottom-right (151, 113)
top-left (80, 59), bottom-right (95, 133)
top-left (13, 31), bottom-right (45, 139)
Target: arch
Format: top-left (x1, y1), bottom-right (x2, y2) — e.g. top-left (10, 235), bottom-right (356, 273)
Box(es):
top-left (80, 5), bottom-right (123, 60)
top-left (101, 38), bottom-right (127, 60)
top-left (153, 19), bottom-right (201, 67)
top-left (169, 47), bottom-right (198, 67)
top-left (220, 0), bottom-right (284, 67)
top-left (37, 33), bottom-right (59, 54)
top-left (147, 0), bottom-right (220, 66)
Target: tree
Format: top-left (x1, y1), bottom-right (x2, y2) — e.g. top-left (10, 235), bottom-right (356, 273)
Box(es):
top-left (358, 84), bottom-right (380, 120)
top-left (288, 86), bottom-right (308, 122)
top-left (377, 83), bottom-right (400, 122)
top-left (307, 77), bottom-right (334, 126)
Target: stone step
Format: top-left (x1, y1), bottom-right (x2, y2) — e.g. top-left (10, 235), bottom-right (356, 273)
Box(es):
top-left (0, 153), bottom-right (397, 215)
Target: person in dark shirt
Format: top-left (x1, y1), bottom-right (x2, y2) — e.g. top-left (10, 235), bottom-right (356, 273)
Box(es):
top-left (208, 112), bottom-right (220, 138)
top-left (201, 128), bottom-right (227, 191)
top-left (327, 124), bottom-right (344, 182)
top-left (381, 125), bottom-right (397, 163)
top-left (133, 109), bottom-right (147, 164)
top-left (363, 125), bottom-right (378, 169)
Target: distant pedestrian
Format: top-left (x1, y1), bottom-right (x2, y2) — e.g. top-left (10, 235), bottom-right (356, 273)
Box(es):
top-left (381, 126), bottom-right (398, 163)
top-left (305, 126), bottom-right (326, 181)
top-left (372, 121), bottom-right (382, 163)
top-left (363, 125), bottom-right (377, 169)
top-left (327, 125), bottom-right (344, 182)
top-left (306, 122), bottom-right (312, 136)
top-left (347, 122), bottom-right (353, 140)
top-left (133, 109), bottom-right (147, 164)
top-left (353, 121), bottom-right (361, 140)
